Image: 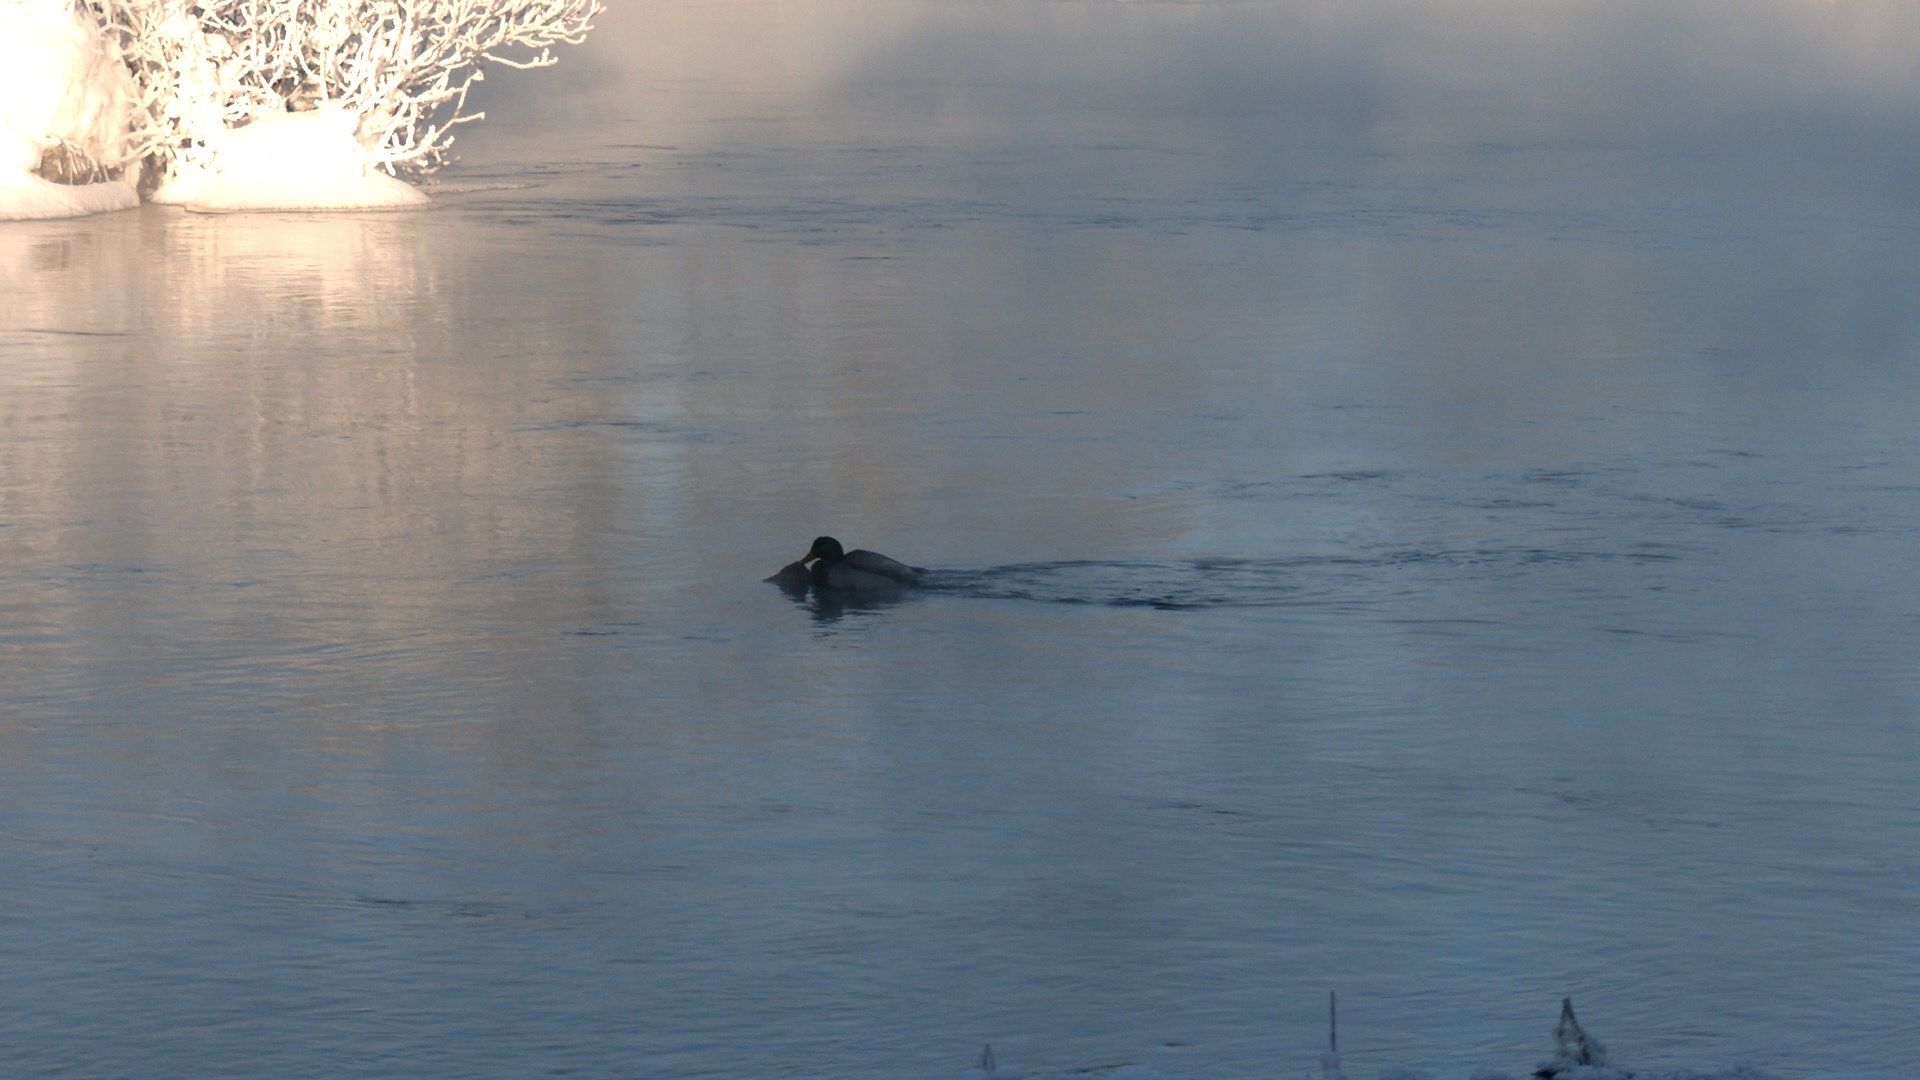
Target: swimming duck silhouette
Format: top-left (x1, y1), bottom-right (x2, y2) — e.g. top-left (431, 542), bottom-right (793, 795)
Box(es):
top-left (784, 536), bottom-right (925, 592)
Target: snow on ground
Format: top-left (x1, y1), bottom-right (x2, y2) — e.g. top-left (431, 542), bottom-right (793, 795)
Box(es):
top-left (2, 124), bottom-right (136, 221)
top-left (0, 0), bottom-right (139, 220)
top-left (156, 106), bottom-right (429, 212)
top-left (0, 167), bottom-right (138, 221)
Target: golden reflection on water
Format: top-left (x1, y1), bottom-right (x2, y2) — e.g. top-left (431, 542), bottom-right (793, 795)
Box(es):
top-left (0, 209), bottom-right (635, 722)
top-left (0, 200), bottom-right (1201, 738)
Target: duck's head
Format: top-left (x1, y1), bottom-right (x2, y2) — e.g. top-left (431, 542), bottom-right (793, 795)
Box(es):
top-left (804, 536), bottom-right (845, 564)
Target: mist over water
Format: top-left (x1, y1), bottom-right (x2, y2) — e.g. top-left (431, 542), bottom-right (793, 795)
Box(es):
top-left (5, 1), bottom-right (1920, 1078)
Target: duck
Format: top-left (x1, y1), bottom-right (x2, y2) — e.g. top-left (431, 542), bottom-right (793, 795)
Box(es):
top-left (800, 535), bottom-right (925, 591)
top-left (763, 559), bottom-right (813, 593)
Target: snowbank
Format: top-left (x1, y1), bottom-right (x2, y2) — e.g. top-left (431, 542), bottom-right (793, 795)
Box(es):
top-left (0, 0), bottom-right (138, 221)
top-left (0, 167), bottom-right (138, 222)
top-left (155, 106), bottom-right (429, 213)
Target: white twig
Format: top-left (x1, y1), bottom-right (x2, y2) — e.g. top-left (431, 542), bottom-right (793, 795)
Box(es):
top-left (77, 0), bottom-right (600, 189)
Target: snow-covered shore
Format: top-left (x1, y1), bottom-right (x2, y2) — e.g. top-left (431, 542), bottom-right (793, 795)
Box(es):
top-left (0, 0), bottom-right (139, 220)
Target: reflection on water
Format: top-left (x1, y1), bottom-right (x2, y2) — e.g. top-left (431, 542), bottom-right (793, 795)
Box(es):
top-left (7, 1), bottom-right (1920, 1078)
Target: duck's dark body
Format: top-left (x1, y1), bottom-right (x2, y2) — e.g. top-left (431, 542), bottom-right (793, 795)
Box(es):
top-left (800, 536), bottom-right (925, 592)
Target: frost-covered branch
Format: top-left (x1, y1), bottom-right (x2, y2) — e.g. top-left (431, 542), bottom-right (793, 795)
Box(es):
top-left (78, 0), bottom-right (599, 196)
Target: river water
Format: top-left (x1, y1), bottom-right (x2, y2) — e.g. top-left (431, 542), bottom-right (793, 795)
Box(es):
top-left (4, 2), bottom-right (1920, 1077)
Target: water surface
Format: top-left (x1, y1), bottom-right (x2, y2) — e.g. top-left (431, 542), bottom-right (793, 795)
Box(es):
top-left (4, 2), bottom-right (1920, 1077)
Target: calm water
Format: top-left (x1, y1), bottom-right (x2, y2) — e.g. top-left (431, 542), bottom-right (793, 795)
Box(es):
top-left (5, 2), bottom-right (1920, 1077)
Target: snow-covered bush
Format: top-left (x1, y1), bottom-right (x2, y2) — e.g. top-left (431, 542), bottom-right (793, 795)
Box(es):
top-left (6, 0), bottom-right (597, 214)
top-left (1, 0), bottom-right (140, 219)
top-left (94, 0), bottom-right (598, 201)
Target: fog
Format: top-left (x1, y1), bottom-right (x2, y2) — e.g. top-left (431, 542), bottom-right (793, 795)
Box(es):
top-left (476, 0), bottom-right (1920, 194)
top-left (9, 3), bottom-right (1920, 1077)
